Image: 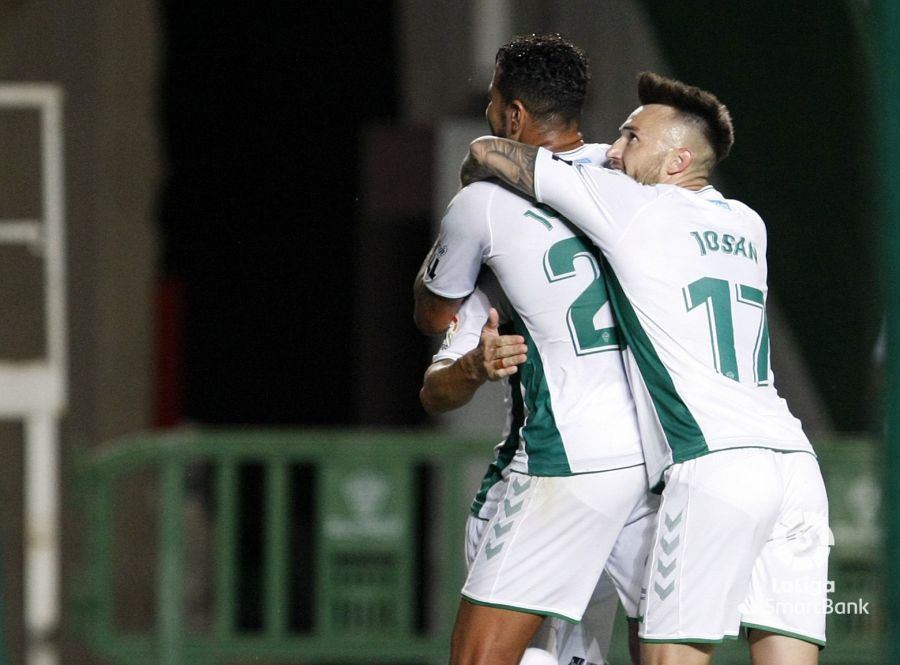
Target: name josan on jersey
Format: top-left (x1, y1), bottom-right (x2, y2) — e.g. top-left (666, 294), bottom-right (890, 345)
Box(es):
top-left (425, 144), bottom-right (643, 476)
top-left (532, 149), bottom-right (813, 487)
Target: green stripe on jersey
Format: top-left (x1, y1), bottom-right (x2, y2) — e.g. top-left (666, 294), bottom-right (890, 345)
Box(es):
top-left (512, 311), bottom-right (572, 474)
top-left (470, 370), bottom-right (524, 515)
top-left (600, 258), bottom-right (708, 462)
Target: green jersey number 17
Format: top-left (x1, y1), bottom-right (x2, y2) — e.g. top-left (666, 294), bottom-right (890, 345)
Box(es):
top-left (683, 276), bottom-right (770, 386)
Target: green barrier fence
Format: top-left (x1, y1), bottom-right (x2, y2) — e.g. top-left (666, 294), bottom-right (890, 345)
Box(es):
top-left (70, 429), bottom-right (884, 665)
top-left (72, 429), bottom-right (489, 665)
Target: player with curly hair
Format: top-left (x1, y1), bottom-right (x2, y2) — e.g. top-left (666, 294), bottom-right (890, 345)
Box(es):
top-left (415, 35), bottom-right (657, 665)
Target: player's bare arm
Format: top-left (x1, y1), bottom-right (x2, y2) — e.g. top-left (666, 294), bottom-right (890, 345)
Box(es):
top-left (460, 137), bottom-right (538, 198)
top-left (413, 254), bottom-right (463, 336)
top-left (420, 308), bottom-right (527, 415)
top-left (420, 358), bottom-right (481, 415)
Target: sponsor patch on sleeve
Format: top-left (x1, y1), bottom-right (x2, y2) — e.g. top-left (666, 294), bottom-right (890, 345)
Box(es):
top-left (439, 315), bottom-right (460, 351)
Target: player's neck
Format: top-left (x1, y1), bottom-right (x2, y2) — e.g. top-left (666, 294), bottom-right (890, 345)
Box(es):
top-left (519, 125), bottom-right (585, 154)
top-left (674, 174), bottom-right (710, 191)
top-left (543, 130), bottom-right (585, 154)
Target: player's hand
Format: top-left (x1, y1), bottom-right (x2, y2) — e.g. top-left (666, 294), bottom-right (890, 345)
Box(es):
top-left (459, 137), bottom-right (497, 187)
top-left (480, 307), bottom-right (528, 380)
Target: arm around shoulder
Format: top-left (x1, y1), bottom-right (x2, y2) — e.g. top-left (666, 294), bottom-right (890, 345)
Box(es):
top-left (460, 136), bottom-right (538, 197)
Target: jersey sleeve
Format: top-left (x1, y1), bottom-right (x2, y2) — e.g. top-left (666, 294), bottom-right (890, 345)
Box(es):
top-left (422, 183), bottom-right (494, 299)
top-left (431, 287), bottom-right (491, 362)
top-left (532, 147), bottom-right (659, 250)
top-left (431, 270), bottom-right (510, 362)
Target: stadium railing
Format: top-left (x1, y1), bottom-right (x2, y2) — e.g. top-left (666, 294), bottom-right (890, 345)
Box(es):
top-left (71, 428), bottom-right (490, 665)
top-left (70, 429), bottom-right (883, 665)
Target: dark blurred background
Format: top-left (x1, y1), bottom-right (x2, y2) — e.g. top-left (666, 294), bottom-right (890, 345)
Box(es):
top-left (158, 0), bottom-right (879, 433)
top-left (160, 2), bottom-right (399, 426)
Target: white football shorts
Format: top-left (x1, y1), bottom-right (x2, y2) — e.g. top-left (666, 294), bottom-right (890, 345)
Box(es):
top-left (739, 451), bottom-right (830, 646)
top-left (462, 465), bottom-right (657, 622)
top-left (639, 448), bottom-right (829, 646)
top-left (466, 511), bottom-right (619, 665)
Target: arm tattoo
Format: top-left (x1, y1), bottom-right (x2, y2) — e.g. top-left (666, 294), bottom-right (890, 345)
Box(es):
top-left (460, 138), bottom-right (538, 198)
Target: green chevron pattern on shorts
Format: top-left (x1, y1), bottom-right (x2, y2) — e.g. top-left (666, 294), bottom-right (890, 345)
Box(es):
top-left (483, 477), bottom-right (530, 560)
top-left (511, 311), bottom-right (572, 474)
top-left (654, 580), bottom-right (675, 600)
top-left (654, 509), bottom-right (682, 601)
top-left (664, 511), bottom-right (683, 529)
top-left (503, 496), bottom-right (525, 516)
top-left (511, 475), bottom-right (530, 494)
top-left (657, 559), bottom-right (676, 576)
top-left (492, 521), bottom-right (513, 537)
top-left (659, 534), bottom-right (679, 555)
top-left (599, 257), bottom-right (708, 462)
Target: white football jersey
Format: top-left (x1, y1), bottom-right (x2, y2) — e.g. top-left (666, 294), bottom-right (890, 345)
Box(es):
top-left (424, 143), bottom-right (644, 475)
top-left (532, 148), bottom-right (813, 487)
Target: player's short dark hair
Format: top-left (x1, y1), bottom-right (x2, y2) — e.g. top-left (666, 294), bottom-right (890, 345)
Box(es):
top-left (637, 71), bottom-right (734, 165)
top-left (494, 33), bottom-right (590, 126)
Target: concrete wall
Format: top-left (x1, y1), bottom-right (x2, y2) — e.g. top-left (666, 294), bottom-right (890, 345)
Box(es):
top-left (0, 1), bottom-right (159, 661)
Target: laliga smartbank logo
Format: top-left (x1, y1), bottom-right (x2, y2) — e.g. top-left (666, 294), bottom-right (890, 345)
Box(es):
top-left (769, 512), bottom-right (870, 616)
top-left (769, 579), bottom-right (871, 617)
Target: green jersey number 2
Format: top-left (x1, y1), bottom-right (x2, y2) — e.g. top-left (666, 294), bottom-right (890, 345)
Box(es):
top-left (683, 276), bottom-right (770, 385)
top-left (544, 237), bottom-right (619, 356)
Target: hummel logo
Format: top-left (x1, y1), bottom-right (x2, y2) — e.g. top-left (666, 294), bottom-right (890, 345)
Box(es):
top-left (664, 511), bottom-right (683, 530)
top-left (657, 558), bottom-right (676, 577)
top-left (504, 497), bottom-right (525, 516)
top-left (660, 535), bottom-right (679, 555)
top-left (511, 476), bottom-right (531, 495)
top-left (493, 521), bottom-right (513, 538)
top-left (654, 581), bottom-right (675, 600)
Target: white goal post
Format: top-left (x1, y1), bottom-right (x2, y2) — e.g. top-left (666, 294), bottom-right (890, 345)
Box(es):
top-left (0, 83), bottom-right (66, 665)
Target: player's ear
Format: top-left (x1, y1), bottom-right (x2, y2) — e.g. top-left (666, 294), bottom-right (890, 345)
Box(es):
top-left (666, 147), bottom-right (693, 176)
top-left (506, 99), bottom-right (527, 141)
